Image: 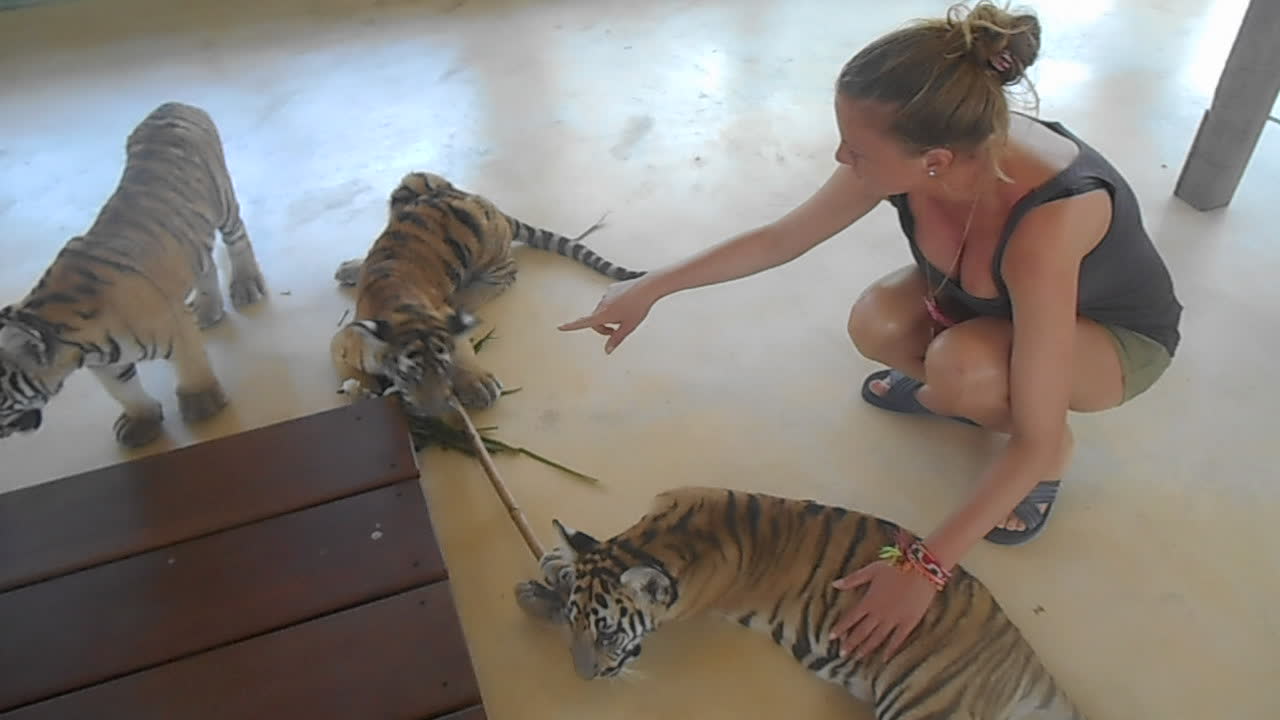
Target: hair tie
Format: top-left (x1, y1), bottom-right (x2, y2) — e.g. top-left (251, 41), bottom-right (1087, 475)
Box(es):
top-left (989, 49), bottom-right (1014, 74)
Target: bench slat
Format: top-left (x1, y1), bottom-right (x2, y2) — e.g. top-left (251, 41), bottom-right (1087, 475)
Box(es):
top-left (1, 583), bottom-right (480, 719)
top-left (0, 397), bottom-right (416, 593)
top-left (0, 478), bottom-right (444, 712)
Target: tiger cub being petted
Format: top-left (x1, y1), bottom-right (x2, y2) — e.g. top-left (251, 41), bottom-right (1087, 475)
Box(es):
top-left (0, 101), bottom-right (266, 448)
top-left (331, 170), bottom-right (644, 417)
top-left (516, 486), bottom-right (1088, 720)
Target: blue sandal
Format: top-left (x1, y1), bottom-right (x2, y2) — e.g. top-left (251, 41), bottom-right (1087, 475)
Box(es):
top-left (860, 369), bottom-right (978, 426)
top-left (984, 479), bottom-right (1061, 545)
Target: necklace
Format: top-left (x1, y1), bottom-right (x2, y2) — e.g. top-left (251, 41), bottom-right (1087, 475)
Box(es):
top-left (923, 189), bottom-right (982, 337)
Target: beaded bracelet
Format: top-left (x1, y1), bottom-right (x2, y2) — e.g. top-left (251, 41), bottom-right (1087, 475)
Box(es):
top-left (878, 530), bottom-right (952, 592)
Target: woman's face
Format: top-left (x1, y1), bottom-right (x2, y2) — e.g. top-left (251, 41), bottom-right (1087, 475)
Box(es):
top-left (833, 94), bottom-right (931, 196)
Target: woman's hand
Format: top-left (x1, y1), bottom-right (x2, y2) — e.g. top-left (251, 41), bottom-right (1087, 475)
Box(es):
top-left (557, 276), bottom-right (660, 353)
top-left (828, 561), bottom-right (937, 661)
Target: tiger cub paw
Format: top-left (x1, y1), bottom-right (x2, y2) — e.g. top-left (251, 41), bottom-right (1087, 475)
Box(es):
top-left (337, 378), bottom-right (380, 402)
top-left (539, 547), bottom-right (577, 593)
top-left (515, 580), bottom-right (567, 624)
top-left (229, 270), bottom-right (266, 309)
top-left (113, 407), bottom-right (164, 448)
top-left (451, 366), bottom-right (503, 410)
top-left (191, 293), bottom-right (226, 329)
top-left (178, 383), bottom-right (228, 423)
top-left (334, 259), bottom-right (363, 287)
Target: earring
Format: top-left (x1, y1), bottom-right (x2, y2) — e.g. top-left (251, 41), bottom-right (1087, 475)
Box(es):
top-left (928, 168), bottom-right (937, 177)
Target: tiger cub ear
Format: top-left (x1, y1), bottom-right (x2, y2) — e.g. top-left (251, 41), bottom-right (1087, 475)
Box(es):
top-left (553, 518), bottom-right (600, 559)
top-left (0, 306), bottom-right (53, 366)
top-left (620, 566), bottom-right (674, 610)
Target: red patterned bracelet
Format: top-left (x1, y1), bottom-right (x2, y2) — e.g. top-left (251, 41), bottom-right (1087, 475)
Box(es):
top-left (878, 530), bottom-right (952, 591)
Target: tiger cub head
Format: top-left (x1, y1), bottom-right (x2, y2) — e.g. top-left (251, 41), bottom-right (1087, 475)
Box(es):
top-left (515, 520), bottom-right (678, 680)
top-left (0, 306), bottom-right (74, 439)
top-left (335, 305), bottom-right (478, 417)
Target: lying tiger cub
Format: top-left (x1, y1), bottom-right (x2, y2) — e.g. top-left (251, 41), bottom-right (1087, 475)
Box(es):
top-left (516, 486), bottom-right (1089, 720)
top-left (331, 170), bottom-right (644, 418)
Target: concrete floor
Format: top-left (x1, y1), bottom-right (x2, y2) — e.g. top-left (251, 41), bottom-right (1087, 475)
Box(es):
top-left (1, 0), bottom-right (1277, 717)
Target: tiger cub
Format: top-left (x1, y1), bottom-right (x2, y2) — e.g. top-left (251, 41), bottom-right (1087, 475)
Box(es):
top-left (331, 170), bottom-right (644, 418)
top-left (0, 101), bottom-right (266, 448)
top-left (516, 486), bottom-right (1089, 720)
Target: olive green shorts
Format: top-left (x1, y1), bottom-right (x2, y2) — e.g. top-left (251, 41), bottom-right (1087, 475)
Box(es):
top-left (1101, 324), bottom-right (1173, 403)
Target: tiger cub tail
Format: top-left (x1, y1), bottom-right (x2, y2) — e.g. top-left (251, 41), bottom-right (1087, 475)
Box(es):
top-left (507, 212), bottom-right (646, 282)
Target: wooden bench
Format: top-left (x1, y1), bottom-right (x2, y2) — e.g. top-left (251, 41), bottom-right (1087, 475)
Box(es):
top-left (0, 396), bottom-right (485, 719)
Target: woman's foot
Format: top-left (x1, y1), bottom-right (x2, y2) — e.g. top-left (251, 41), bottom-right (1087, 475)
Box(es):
top-left (984, 480), bottom-right (1059, 545)
top-left (860, 369), bottom-right (978, 426)
top-left (987, 422), bottom-right (1074, 542)
top-left (861, 368), bottom-right (1068, 544)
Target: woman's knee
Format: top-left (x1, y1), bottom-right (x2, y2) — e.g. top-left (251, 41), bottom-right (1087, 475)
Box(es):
top-left (847, 297), bottom-right (891, 359)
top-left (922, 318), bottom-right (1012, 412)
top-left (847, 268), bottom-right (928, 362)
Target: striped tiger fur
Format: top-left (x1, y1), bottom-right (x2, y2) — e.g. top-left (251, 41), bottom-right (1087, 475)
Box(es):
top-left (331, 170), bottom-right (645, 418)
top-left (516, 486), bottom-right (1089, 720)
top-left (0, 101), bottom-right (266, 448)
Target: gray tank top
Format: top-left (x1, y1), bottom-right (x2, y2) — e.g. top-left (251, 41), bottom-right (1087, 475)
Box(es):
top-left (888, 115), bottom-right (1183, 356)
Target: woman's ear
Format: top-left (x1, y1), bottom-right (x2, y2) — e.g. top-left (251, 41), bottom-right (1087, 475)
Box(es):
top-left (921, 146), bottom-right (955, 178)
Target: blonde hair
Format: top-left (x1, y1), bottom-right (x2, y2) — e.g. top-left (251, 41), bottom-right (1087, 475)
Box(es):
top-left (837, 1), bottom-right (1041, 176)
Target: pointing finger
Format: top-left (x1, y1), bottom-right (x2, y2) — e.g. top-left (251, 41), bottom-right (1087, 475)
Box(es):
top-left (558, 314), bottom-right (601, 331)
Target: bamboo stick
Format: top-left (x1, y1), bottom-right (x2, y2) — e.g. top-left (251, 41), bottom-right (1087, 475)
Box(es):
top-left (448, 397), bottom-right (545, 559)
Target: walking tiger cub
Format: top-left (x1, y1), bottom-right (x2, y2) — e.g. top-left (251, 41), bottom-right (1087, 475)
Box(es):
top-left (331, 170), bottom-right (644, 418)
top-left (516, 486), bottom-right (1089, 720)
top-left (0, 101), bottom-right (266, 448)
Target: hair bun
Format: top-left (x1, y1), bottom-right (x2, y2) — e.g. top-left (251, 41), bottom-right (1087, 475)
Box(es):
top-left (948, 2), bottom-right (1041, 85)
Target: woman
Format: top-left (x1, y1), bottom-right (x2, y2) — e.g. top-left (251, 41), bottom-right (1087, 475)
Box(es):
top-left (558, 2), bottom-right (1182, 663)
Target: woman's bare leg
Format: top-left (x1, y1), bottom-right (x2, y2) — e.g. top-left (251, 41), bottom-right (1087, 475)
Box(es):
top-left (916, 315), bottom-right (1125, 428)
top-left (913, 315), bottom-right (1123, 531)
top-left (847, 264), bottom-right (1127, 534)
